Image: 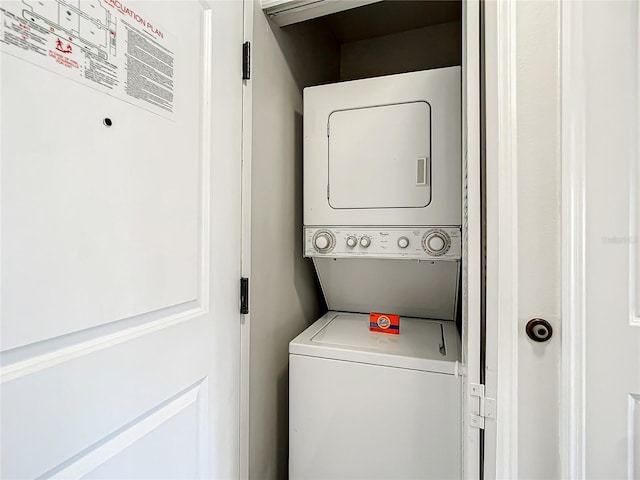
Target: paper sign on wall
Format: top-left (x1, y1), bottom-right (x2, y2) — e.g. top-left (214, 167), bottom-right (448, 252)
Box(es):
top-left (0, 0), bottom-right (177, 120)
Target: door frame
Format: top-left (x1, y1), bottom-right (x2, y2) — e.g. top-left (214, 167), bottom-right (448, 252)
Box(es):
top-left (482, 0), bottom-right (520, 477)
top-left (237, 1), bottom-right (521, 478)
top-left (462, 0), bottom-right (481, 478)
top-left (559, 0), bottom-right (587, 477)
top-left (240, 1), bottom-right (254, 479)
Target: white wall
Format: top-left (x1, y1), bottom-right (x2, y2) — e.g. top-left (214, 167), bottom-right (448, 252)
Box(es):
top-left (515, 1), bottom-right (561, 477)
top-left (248, 9), bottom-right (339, 480)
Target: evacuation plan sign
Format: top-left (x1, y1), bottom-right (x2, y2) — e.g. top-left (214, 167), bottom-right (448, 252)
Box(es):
top-left (0, 0), bottom-right (177, 120)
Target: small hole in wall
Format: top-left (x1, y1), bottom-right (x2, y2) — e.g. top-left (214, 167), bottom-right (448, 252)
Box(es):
top-left (103, 118), bottom-right (113, 127)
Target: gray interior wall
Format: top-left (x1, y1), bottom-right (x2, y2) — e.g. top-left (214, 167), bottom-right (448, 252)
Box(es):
top-left (249, 9), bottom-right (339, 480)
top-left (340, 21), bottom-right (461, 81)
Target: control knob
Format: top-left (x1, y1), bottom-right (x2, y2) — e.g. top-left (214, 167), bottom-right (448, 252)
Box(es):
top-left (422, 230), bottom-right (451, 256)
top-left (346, 235), bottom-right (358, 248)
top-left (359, 236), bottom-right (371, 248)
top-left (312, 230), bottom-right (335, 253)
top-left (397, 236), bottom-right (410, 249)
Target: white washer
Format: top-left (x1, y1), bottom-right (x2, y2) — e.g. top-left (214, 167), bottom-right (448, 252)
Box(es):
top-left (289, 312), bottom-right (462, 479)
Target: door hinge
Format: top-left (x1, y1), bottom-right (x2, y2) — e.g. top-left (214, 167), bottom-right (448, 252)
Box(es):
top-left (469, 383), bottom-right (496, 429)
top-left (242, 41), bottom-right (251, 80)
top-left (240, 277), bottom-right (249, 314)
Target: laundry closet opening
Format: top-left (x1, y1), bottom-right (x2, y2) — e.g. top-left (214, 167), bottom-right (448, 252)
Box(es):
top-left (247, 1), bottom-right (475, 478)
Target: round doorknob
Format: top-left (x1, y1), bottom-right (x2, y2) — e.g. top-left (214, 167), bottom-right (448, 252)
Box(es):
top-left (525, 318), bottom-right (553, 342)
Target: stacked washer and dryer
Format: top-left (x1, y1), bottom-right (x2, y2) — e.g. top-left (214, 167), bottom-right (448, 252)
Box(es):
top-left (290, 67), bottom-right (462, 479)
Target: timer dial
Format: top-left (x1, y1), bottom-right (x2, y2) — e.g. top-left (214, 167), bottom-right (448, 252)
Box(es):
top-left (422, 230), bottom-right (451, 256)
top-left (312, 230), bottom-right (335, 253)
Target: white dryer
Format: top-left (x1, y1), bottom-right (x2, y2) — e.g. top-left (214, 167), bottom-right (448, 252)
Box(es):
top-left (304, 67), bottom-right (461, 228)
top-left (289, 312), bottom-right (462, 479)
top-left (302, 68), bottom-right (462, 321)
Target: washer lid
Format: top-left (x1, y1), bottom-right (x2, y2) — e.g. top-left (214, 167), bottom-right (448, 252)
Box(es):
top-left (289, 311), bottom-right (460, 375)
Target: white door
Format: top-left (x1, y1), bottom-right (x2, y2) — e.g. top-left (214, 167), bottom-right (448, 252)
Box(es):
top-left (562, 0), bottom-right (640, 477)
top-left (0, 1), bottom-right (244, 478)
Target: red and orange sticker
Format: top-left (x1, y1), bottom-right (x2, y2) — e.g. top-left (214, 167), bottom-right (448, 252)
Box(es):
top-left (369, 312), bottom-right (400, 335)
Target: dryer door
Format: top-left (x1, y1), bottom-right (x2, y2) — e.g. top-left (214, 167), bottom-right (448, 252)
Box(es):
top-left (328, 102), bottom-right (431, 209)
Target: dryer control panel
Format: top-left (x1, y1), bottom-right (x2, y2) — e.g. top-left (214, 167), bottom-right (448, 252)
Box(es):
top-left (304, 227), bottom-right (461, 260)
